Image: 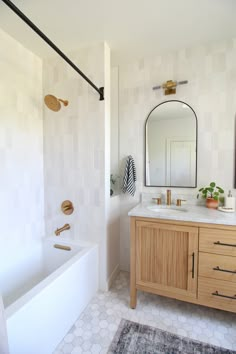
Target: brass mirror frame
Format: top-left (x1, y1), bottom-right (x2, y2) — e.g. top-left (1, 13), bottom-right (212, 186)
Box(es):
top-left (145, 99), bottom-right (198, 188)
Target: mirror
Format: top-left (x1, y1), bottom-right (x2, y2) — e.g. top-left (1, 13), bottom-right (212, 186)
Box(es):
top-left (145, 100), bottom-right (197, 187)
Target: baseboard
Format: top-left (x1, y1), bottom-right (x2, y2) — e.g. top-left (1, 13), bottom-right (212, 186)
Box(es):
top-left (107, 264), bottom-right (120, 290)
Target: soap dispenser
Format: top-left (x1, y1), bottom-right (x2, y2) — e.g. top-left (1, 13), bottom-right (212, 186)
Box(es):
top-left (224, 190), bottom-right (235, 210)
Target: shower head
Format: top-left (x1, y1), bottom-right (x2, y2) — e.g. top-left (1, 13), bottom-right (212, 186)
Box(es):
top-left (44, 95), bottom-right (69, 112)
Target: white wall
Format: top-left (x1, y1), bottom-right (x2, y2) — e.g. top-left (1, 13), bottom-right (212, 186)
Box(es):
top-left (119, 38), bottom-right (236, 271)
top-left (107, 195), bottom-right (120, 287)
top-left (0, 29), bottom-right (117, 293)
top-left (43, 43), bottom-right (112, 289)
top-left (106, 66), bottom-right (120, 287)
top-left (111, 67), bottom-right (119, 176)
top-left (0, 28), bottom-right (44, 270)
top-left (0, 296), bottom-right (8, 354)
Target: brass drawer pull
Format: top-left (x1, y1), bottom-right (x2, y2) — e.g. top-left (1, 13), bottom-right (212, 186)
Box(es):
top-left (214, 241), bottom-right (236, 247)
top-left (192, 252), bottom-right (195, 279)
top-left (213, 266), bottom-right (236, 274)
top-left (212, 291), bottom-right (236, 300)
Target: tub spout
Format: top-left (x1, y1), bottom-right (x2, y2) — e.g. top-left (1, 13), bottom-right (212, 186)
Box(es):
top-left (55, 223), bottom-right (70, 236)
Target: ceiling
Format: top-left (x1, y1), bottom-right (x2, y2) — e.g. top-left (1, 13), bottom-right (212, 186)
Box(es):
top-left (0, 0), bottom-right (235, 64)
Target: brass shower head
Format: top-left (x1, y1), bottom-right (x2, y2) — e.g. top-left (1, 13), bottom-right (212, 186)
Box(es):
top-left (44, 95), bottom-right (69, 112)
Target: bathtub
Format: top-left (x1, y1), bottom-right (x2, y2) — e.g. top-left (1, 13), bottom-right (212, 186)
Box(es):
top-left (1, 237), bottom-right (98, 354)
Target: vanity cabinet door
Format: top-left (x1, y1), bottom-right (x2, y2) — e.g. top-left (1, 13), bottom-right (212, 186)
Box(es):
top-left (135, 220), bottom-right (198, 299)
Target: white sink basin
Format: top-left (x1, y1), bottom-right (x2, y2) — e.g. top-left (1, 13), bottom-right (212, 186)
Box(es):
top-left (147, 205), bottom-right (188, 213)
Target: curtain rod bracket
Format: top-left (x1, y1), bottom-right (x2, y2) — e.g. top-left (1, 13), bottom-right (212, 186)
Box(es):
top-left (1, 0), bottom-right (105, 101)
top-left (99, 87), bottom-right (104, 101)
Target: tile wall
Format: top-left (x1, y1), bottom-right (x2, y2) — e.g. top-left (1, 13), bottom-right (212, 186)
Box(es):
top-left (0, 30), bottom-right (116, 291)
top-left (43, 43), bottom-right (112, 289)
top-left (0, 28), bottom-right (44, 268)
top-left (118, 38), bottom-right (236, 270)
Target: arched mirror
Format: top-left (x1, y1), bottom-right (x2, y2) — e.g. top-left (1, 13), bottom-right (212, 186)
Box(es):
top-left (145, 100), bottom-right (197, 187)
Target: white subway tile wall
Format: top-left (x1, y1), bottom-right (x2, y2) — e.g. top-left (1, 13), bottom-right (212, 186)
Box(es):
top-left (0, 28), bottom-right (44, 266)
top-left (119, 38), bottom-right (236, 270)
top-left (43, 43), bottom-right (111, 288)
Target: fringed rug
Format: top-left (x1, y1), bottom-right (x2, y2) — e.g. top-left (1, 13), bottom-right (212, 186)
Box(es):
top-left (108, 319), bottom-right (236, 354)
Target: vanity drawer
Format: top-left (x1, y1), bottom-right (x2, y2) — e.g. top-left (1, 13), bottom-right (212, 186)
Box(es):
top-left (198, 278), bottom-right (236, 313)
top-left (199, 253), bottom-right (236, 282)
top-left (199, 228), bottom-right (236, 256)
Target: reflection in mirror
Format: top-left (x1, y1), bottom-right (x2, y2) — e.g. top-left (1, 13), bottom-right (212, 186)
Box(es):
top-left (145, 100), bottom-right (197, 187)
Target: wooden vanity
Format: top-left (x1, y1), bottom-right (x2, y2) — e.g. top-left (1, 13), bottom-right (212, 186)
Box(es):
top-left (130, 215), bottom-right (236, 313)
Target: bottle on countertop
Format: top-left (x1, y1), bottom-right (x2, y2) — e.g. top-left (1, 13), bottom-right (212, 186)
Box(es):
top-left (224, 190), bottom-right (235, 210)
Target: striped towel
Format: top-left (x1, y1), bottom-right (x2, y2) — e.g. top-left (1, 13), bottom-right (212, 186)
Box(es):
top-left (122, 155), bottom-right (137, 196)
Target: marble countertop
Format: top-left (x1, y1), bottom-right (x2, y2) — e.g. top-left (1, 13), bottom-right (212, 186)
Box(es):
top-left (128, 202), bottom-right (236, 226)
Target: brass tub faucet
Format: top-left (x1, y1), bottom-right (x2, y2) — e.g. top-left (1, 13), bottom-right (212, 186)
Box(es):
top-left (55, 223), bottom-right (70, 236)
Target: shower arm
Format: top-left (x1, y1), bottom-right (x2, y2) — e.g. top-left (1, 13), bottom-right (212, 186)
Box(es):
top-left (1, 0), bottom-right (104, 101)
top-left (58, 99), bottom-right (69, 106)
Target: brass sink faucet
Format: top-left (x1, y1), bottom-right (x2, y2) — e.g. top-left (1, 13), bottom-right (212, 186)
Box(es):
top-left (55, 223), bottom-right (70, 236)
top-left (166, 190), bottom-right (171, 205)
top-left (176, 199), bottom-right (187, 207)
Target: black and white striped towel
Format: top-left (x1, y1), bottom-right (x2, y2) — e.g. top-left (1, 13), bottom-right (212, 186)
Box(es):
top-left (122, 155), bottom-right (137, 196)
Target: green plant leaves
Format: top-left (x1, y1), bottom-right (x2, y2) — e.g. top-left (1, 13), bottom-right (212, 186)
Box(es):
top-left (202, 190), bottom-right (207, 198)
top-left (216, 186), bottom-right (224, 193)
top-left (219, 196), bottom-right (225, 204)
top-left (197, 182), bottom-right (224, 200)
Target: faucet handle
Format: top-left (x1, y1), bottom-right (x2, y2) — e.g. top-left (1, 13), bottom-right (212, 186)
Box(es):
top-left (176, 199), bottom-right (186, 207)
top-left (152, 197), bottom-right (162, 205)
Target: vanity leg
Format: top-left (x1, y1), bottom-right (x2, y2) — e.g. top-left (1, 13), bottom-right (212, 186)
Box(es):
top-left (130, 217), bottom-right (137, 309)
top-left (130, 289), bottom-right (137, 309)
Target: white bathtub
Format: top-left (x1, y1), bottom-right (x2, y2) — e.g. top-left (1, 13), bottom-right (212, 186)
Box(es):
top-left (1, 237), bottom-right (98, 354)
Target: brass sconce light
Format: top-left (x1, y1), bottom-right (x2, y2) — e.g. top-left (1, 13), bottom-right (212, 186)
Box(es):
top-left (152, 80), bottom-right (188, 95)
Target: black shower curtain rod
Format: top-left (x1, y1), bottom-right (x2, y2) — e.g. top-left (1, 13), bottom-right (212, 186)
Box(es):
top-left (1, 0), bottom-right (104, 101)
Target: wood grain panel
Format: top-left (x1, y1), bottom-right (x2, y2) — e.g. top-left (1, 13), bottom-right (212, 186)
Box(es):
top-left (198, 277), bottom-right (236, 313)
top-left (199, 228), bottom-right (236, 256)
top-left (199, 252), bottom-right (236, 282)
top-left (130, 217), bottom-right (137, 308)
top-left (130, 216), bottom-right (236, 313)
top-left (134, 216), bottom-right (236, 231)
top-left (135, 221), bottom-right (198, 298)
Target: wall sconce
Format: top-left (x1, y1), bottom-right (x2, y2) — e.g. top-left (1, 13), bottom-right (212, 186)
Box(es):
top-left (152, 80), bottom-right (188, 95)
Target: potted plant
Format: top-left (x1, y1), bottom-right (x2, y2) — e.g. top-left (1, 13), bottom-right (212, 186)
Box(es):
top-left (197, 182), bottom-right (224, 209)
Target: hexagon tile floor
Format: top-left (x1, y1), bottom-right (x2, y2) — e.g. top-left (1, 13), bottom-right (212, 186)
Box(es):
top-left (54, 271), bottom-right (236, 354)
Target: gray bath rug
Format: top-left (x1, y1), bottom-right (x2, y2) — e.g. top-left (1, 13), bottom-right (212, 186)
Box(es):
top-left (108, 319), bottom-right (236, 354)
